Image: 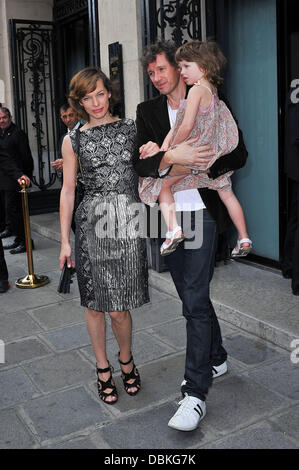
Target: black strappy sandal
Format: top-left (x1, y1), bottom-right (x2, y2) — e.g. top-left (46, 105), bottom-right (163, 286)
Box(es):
top-left (118, 352), bottom-right (141, 396)
top-left (96, 362), bottom-right (118, 405)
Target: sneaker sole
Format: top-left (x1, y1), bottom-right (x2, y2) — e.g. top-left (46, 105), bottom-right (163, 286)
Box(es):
top-left (168, 421), bottom-right (199, 432)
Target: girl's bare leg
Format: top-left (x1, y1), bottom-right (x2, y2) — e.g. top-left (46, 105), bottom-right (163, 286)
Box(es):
top-left (159, 176), bottom-right (184, 243)
top-left (218, 188), bottom-right (250, 246)
top-left (85, 308), bottom-right (117, 403)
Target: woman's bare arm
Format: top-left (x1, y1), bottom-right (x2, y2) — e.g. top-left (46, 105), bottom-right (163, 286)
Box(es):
top-left (59, 135), bottom-right (77, 268)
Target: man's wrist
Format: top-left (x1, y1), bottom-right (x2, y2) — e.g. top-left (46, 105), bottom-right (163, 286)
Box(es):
top-left (161, 149), bottom-right (174, 168)
top-left (158, 149), bottom-right (173, 172)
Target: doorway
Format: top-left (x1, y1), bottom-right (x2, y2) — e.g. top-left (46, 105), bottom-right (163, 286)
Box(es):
top-left (54, 0), bottom-right (100, 135)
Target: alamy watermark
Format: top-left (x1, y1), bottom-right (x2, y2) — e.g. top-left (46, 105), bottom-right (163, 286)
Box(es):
top-left (290, 339), bottom-right (299, 364)
top-left (89, 196), bottom-right (203, 250)
top-left (0, 340), bottom-right (4, 364)
top-left (290, 79), bottom-right (299, 104)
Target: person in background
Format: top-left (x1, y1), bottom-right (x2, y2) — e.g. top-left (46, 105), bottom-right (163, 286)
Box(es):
top-left (0, 149), bottom-right (30, 292)
top-left (51, 104), bottom-right (81, 172)
top-left (51, 104), bottom-right (83, 233)
top-left (0, 107), bottom-right (34, 254)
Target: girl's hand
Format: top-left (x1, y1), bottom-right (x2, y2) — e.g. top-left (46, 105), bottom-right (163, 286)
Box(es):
top-left (139, 141), bottom-right (160, 159)
top-left (160, 142), bottom-right (169, 152)
top-left (59, 242), bottom-right (72, 270)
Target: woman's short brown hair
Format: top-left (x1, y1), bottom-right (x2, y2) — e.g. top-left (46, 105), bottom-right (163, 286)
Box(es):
top-left (175, 41), bottom-right (227, 88)
top-left (68, 67), bottom-right (117, 121)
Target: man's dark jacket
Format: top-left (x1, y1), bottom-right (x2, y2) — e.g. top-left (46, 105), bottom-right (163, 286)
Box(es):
top-left (0, 123), bottom-right (34, 190)
top-left (0, 149), bottom-right (24, 182)
top-left (133, 91), bottom-right (248, 234)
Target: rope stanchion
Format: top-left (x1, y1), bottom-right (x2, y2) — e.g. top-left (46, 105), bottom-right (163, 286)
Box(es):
top-left (15, 180), bottom-right (49, 289)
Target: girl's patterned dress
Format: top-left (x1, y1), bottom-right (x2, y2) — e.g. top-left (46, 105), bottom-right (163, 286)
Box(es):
top-left (139, 83), bottom-right (239, 207)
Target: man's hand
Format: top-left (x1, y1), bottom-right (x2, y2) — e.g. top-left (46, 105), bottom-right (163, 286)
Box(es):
top-left (17, 175), bottom-right (30, 187)
top-left (51, 158), bottom-right (63, 171)
top-left (139, 141), bottom-right (160, 159)
top-left (167, 141), bottom-right (214, 167)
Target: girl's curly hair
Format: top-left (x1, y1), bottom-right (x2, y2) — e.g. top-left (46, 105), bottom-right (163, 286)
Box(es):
top-left (175, 41), bottom-right (227, 88)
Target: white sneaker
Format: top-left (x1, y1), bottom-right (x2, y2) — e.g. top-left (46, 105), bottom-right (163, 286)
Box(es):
top-left (212, 361), bottom-right (227, 378)
top-left (168, 393), bottom-right (206, 431)
top-left (180, 361), bottom-right (227, 387)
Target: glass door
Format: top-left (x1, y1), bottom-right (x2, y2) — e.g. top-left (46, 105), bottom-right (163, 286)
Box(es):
top-left (215, 0), bottom-right (280, 261)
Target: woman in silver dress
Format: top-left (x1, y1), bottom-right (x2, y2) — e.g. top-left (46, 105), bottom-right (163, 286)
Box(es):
top-left (59, 68), bottom-right (149, 405)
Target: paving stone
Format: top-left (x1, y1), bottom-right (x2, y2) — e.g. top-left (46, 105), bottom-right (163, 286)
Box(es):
top-left (41, 323), bottom-right (91, 352)
top-left (22, 387), bottom-right (110, 441)
top-left (245, 358), bottom-right (299, 400)
top-left (103, 331), bottom-right (175, 372)
top-left (107, 354), bottom-right (185, 413)
top-left (0, 284), bottom-right (63, 314)
top-left (204, 421), bottom-right (299, 449)
top-left (0, 409), bottom-right (37, 449)
top-left (204, 375), bottom-right (290, 434)
top-left (223, 334), bottom-right (284, 365)
top-left (131, 298), bottom-right (182, 331)
top-left (148, 319), bottom-right (187, 351)
top-left (28, 299), bottom-right (85, 330)
top-left (96, 402), bottom-right (214, 449)
top-left (0, 338), bottom-right (52, 368)
top-left (42, 437), bottom-right (98, 449)
top-left (269, 404), bottom-right (299, 441)
top-left (0, 311), bottom-right (42, 342)
top-left (23, 351), bottom-right (94, 393)
top-left (148, 286), bottom-right (175, 304)
top-left (0, 368), bottom-right (40, 409)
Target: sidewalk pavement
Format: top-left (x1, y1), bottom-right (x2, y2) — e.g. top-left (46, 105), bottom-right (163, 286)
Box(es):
top-left (0, 217), bottom-right (298, 449)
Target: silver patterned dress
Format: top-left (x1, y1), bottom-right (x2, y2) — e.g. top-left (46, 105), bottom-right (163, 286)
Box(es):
top-left (69, 119), bottom-right (149, 312)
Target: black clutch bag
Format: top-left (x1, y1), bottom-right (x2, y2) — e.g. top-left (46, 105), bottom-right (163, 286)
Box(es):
top-left (57, 262), bottom-right (76, 294)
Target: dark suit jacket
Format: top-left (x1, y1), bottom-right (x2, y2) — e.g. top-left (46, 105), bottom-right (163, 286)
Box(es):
top-left (133, 91), bottom-right (248, 234)
top-left (0, 149), bottom-right (23, 182)
top-left (284, 90), bottom-right (299, 182)
top-left (0, 123), bottom-right (33, 190)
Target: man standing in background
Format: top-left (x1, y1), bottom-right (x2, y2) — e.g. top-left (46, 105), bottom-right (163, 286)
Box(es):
top-left (51, 104), bottom-right (81, 173)
top-left (51, 104), bottom-right (82, 233)
top-left (0, 149), bottom-right (30, 292)
top-left (0, 107), bottom-right (34, 254)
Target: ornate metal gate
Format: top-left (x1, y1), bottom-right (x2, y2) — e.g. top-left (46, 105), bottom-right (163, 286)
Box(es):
top-left (10, 20), bottom-right (58, 190)
top-left (141, 0), bottom-right (205, 47)
top-left (9, 0), bottom-right (99, 197)
top-left (141, 0), bottom-right (212, 99)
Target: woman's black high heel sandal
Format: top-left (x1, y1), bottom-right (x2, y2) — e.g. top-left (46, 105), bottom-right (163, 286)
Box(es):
top-left (118, 352), bottom-right (141, 396)
top-left (96, 362), bottom-right (118, 405)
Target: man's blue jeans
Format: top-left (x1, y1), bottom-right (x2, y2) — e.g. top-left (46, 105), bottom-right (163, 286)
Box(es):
top-left (166, 209), bottom-right (227, 401)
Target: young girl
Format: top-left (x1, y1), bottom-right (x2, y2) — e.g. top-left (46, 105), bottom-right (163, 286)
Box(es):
top-left (138, 41), bottom-right (252, 257)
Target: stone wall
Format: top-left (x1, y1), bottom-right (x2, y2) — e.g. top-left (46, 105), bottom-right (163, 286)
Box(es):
top-left (98, 0), bottom-right (144, 119)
